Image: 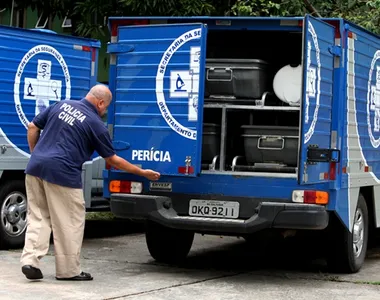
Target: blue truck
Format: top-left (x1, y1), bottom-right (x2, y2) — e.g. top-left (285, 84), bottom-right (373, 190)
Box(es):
top-left (104, 15), bottom-right (380, 273)
top-left (0, 25), bottom-right (107, 250)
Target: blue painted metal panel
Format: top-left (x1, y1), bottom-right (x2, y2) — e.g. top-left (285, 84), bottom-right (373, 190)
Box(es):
top-left (329, 19), bottom-right (346, 190)
top-left (110, 23), bottom-right (208, 177)
top-left (105, 16), bottom-right (367, 230)
top-left (333, 25), bottom-right (351, 229)
top-left (298, 15), bottom-right (335, 184)
top-left (351, 24), bottom-right (380, 181)
top-left (103, 170), bottom-right (329, 199)
top-left (0, 25), bottom-right (100, 157)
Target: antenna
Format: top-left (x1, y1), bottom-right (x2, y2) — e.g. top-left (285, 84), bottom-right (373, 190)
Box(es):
top-left (9, 0), bottom-right (14, 26)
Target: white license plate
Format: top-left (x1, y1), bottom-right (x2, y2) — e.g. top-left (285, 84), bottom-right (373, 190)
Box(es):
top-left (188, 200), bottom-right (240, 219)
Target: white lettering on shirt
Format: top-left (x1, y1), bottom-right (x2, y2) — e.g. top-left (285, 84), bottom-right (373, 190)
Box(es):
top-left (59, 103), bottom-right (87, 126)
top-left (132, 149), bottom-right (171, 162)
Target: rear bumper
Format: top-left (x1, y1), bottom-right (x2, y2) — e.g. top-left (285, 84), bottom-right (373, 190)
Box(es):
top-left (110, 194), bottom-right (329, 234)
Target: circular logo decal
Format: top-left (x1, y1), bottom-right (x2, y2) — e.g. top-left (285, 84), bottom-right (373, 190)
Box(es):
top-left (14, 44), bottom-right (71, 130)
top-left (304, 22), bottom-right (321, 144)
top-left (156, 28), bottom-right (202, 140)
top-left (367, 50), bottom-right (380, 148)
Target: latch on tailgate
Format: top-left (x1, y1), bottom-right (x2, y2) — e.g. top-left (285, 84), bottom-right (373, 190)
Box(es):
top-left (306, 145), bottom-right (340, 164)
top-left (107, 43), bottom-right (135, 54)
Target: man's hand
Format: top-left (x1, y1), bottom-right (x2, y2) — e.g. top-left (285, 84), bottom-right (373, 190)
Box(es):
top-left (105, 155), bottom-right (161, 180)
top-left (142, 169), bottom-right (160, 181)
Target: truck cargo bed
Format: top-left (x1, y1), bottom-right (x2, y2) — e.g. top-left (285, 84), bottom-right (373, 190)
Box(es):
top-left (201, 30), bottom-right (302, 176)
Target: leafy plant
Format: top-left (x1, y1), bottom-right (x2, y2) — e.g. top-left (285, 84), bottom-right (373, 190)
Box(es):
top-left (3, 0), bottom-right (380, 36)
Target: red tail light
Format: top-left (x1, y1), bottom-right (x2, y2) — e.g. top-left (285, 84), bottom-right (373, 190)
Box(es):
top-left (329, 162), bottom-right (337, 180)
top-left (109, 180), bottom-right (142, 194)
top-left (292, 190), bottom-right (329, 205)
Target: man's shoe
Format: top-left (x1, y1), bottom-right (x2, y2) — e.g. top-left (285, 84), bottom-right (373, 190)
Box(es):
top-left (22, 265), bottom-right (43, 280)
top-left (56, 272), bottom-right (93, 281)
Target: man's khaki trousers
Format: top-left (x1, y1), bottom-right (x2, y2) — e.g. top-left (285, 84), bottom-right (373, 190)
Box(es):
top-left (20, 174), bottom-right (85, 278)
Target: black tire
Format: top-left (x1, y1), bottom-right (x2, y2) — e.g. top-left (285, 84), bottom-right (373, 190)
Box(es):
top-left (145, 221), bottom-right (194, 264)
top-left (0, 180), bottom-right (27, 250)
top-left (326, 193), bottom-right (368, 273)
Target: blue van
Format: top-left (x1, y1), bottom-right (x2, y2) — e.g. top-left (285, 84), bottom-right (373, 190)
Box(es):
top-left (0, 25), bottom-right (106, 249)
top-left (104, 15), bottom-right (380, 273)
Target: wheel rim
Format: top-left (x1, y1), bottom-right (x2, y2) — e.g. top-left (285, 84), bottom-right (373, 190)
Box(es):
top-left (1, 192), bottom-right (27, 237)
top-left (352, 207), bottom-right (364, 258)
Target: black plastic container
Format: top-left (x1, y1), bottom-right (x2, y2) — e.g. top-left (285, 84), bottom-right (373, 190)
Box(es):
top-left (205, 58), bottom-right (269, 100)
top-left (202, 123), bottom-right (221, 162)
top-left (241, 125), bottom-right (299, 166)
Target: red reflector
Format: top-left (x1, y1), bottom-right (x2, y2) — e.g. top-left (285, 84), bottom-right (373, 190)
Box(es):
top-left (110, 19), bottom-right (149, 36)
top-left (329, 162), bottom-right (337, 180)
top-left (82, 46), bottom-right (91, 52)
top-left (91, 48), bottom-right (96, 62)
top-left (178, 166), bottom-right (194, 174)
top-left (304, 191), bottom-right (317, 204)
top-left (298, 20), bottom-right (303, 27)
top-left (364, 166), bottom-right (369, 172)
top-left (348, 31), bottom-right (354, 38)
top-left (120, 181), bottom-right (131, 193)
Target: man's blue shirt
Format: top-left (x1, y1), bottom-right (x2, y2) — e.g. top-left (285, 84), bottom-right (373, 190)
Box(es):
top-left (25, 98), bottom-right (115, 189)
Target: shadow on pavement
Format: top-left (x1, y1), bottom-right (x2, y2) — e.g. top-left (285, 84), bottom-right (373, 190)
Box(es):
top-left (83, 219), bottom-right (145, 239)
top-left (80, 220), bottom-right (380, 277)
top-left (153, 229), bottom-right (380, 275)
top-left (181, 234), bottom-right (329, 274)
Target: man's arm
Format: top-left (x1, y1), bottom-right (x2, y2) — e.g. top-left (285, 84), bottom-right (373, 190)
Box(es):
top-left (27, 122), bottom-right (41, 153)
top-left (105, 155), bottom-right (160, 181)
top-left (93, 128), bottom-right (160, 181)
top-left (105, 155), bottom-right (145, 176)
top-left (27, 102), bottom-right (56, 153)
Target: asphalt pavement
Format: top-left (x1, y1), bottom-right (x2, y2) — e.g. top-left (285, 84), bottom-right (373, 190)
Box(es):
top-left (1, 219), bottom-right (380, 300)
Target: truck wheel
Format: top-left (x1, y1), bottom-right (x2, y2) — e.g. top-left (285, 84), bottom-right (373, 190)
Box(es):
top-left (145, 221), bottom-right (194, 264)
top-left (0, 180), bottom-right (28, 250)
top-left (326, 194), bottom-right (368, 273)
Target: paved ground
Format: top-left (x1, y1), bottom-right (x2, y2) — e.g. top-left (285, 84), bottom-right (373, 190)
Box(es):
top-left (1, 220), bottom-right (380, 300)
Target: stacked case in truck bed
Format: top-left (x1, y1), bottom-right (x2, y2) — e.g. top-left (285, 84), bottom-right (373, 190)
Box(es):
top-left (205, 59), bottom-right (269, 101)
top-left (202, 58), bottom-right (301, 173)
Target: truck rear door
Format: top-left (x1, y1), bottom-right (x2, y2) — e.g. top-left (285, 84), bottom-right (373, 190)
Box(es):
top-left (298, 15), bottom-right (338, 184)
top-left (108, 23), bottom-right (208, 176)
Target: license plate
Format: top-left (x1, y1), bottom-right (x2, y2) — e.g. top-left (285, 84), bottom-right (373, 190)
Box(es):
top-left (188, 200), bottom-right (239, 219)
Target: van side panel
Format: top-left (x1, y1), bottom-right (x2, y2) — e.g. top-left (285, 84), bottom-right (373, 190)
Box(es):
top-left (0, 26), bottom-right (100, 169)
top-left (345, 22), bottom-right (380, 229)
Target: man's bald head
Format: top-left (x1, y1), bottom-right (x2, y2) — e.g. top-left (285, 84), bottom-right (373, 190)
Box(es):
top-left (85, 84), bottom-right (112, 117)
top-left (87, 84), bottom-right (112, 103)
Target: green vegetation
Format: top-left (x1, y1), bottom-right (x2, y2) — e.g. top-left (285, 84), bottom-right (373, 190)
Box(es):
top-left (85, 212), bottom-right (116, 221)
top-left (3, 0), bottom-right (380, 37)
top-left (2, 0), bottom-right (379, 83)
